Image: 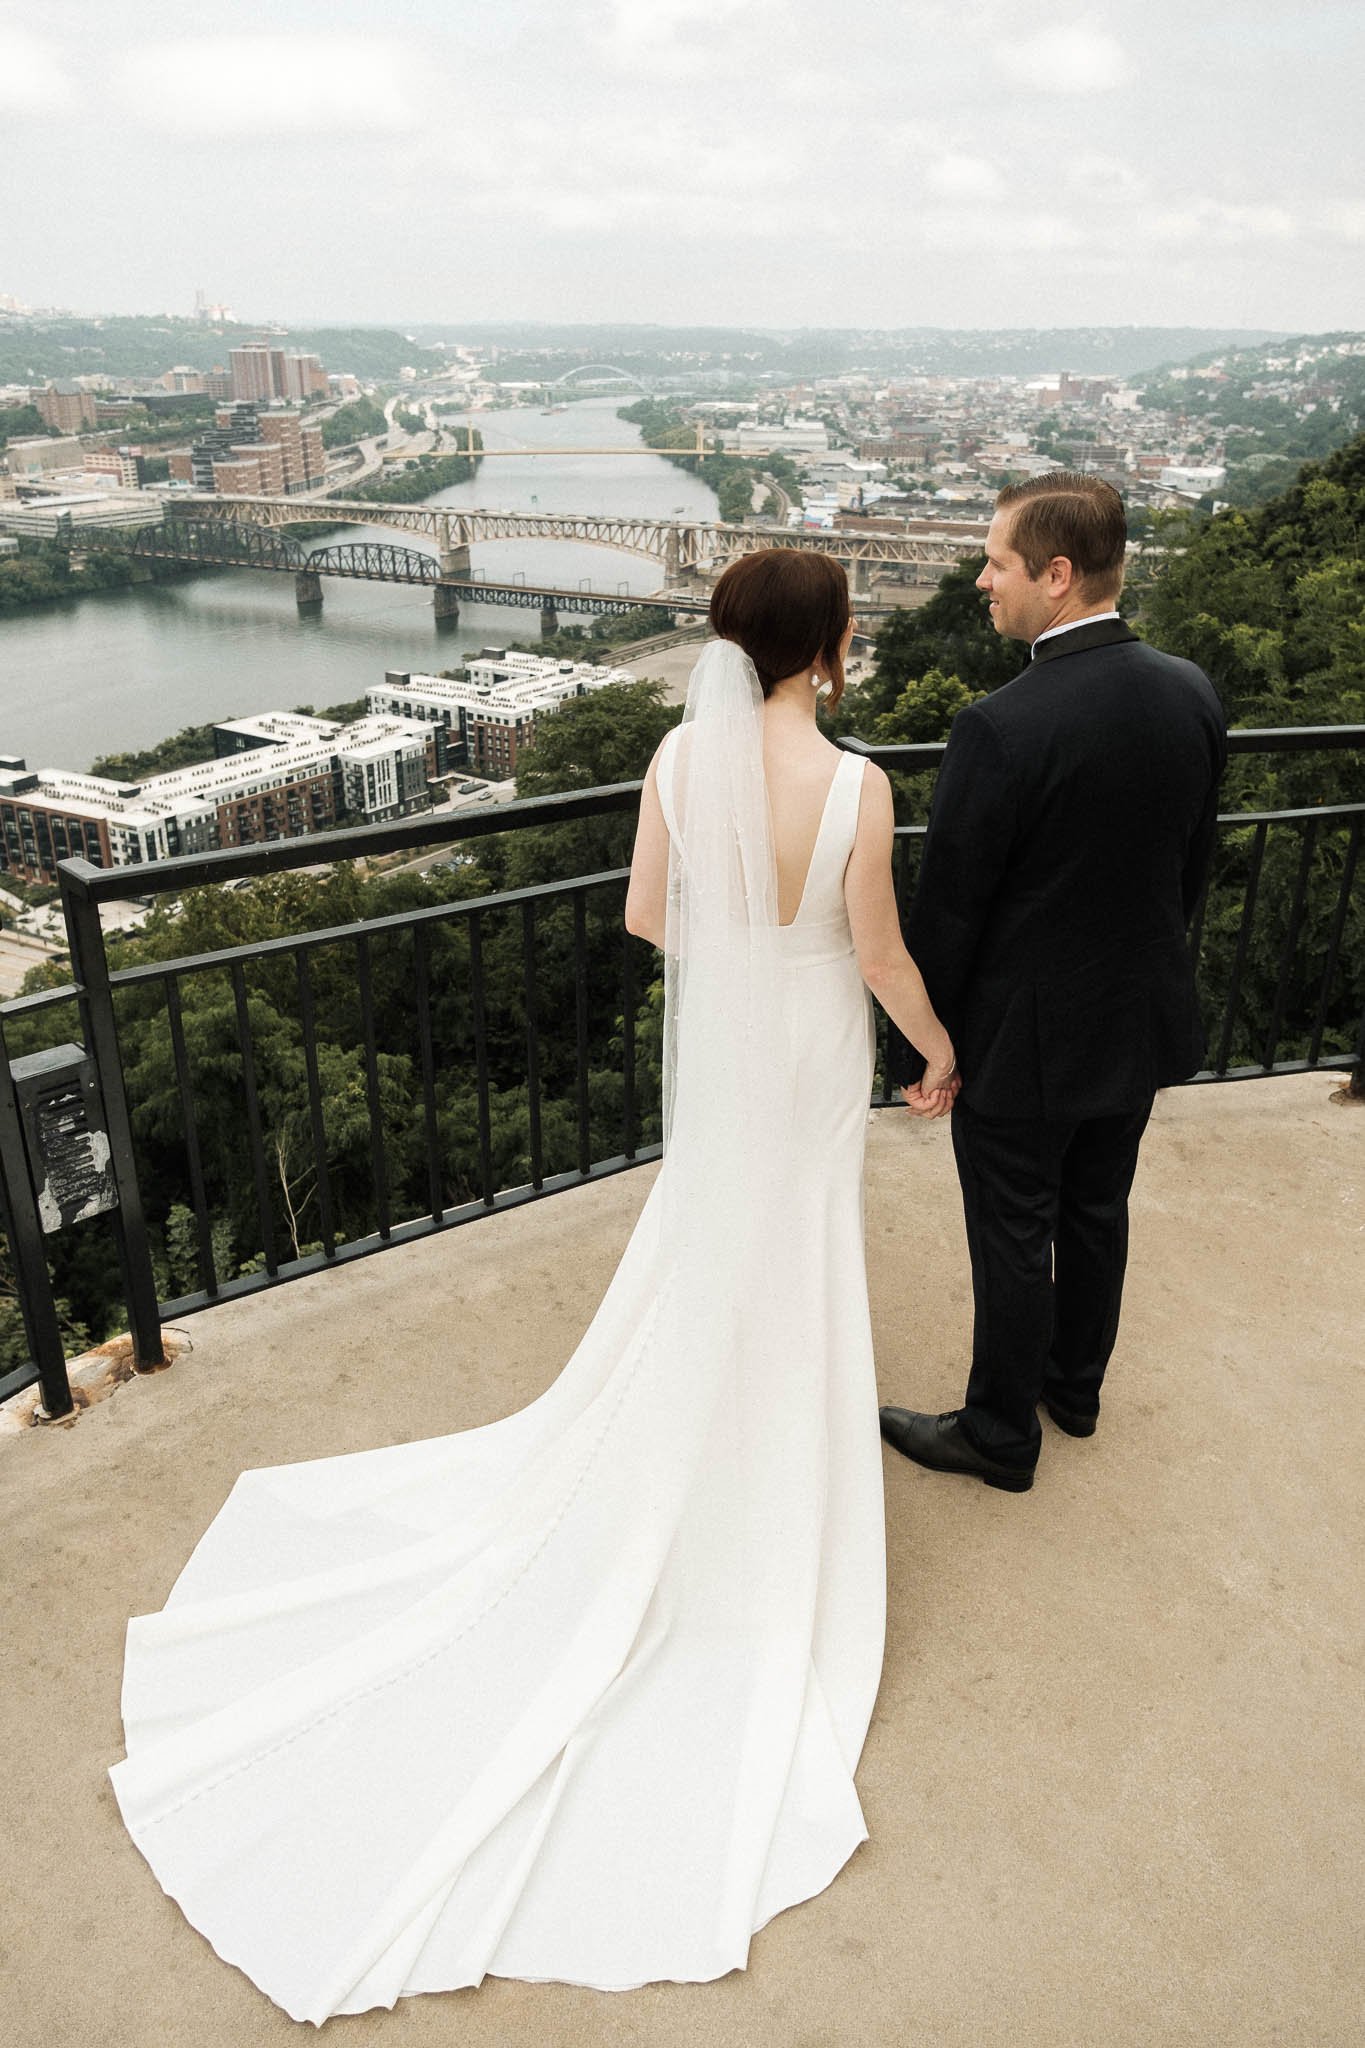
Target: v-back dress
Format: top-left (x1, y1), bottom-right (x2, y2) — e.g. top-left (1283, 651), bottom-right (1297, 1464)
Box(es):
top-left (110, 738), bottom-right (885, 2025)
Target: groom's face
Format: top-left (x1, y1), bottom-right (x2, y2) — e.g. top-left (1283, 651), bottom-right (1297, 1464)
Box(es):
top-left (977, 511), bottom-right (1052, 643)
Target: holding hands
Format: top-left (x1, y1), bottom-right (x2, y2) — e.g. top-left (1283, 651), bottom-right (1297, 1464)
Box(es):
top-left (901, 1048), bottom-right (960, 1120)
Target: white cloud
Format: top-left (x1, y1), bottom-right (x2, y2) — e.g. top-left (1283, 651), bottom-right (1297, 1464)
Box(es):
top-left (924, 153), bottom-right (1005, 200)
top-left (0, 28), bottom-right (77, 112)
top-left (123, 35), bottom-right (418, 136)
top-left (1002, 26), bottom-right (1131, 94)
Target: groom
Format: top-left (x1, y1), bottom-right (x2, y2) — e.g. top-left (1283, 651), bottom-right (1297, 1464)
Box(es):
top-left (880, 473), bottom-right (1226, 1493)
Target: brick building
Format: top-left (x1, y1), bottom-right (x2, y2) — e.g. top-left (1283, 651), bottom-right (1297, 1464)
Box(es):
top-left (32, 383), bottom-right (100, 433)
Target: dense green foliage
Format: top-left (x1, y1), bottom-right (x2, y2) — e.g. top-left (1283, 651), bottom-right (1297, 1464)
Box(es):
top-left (88, 722), bottom-right (228, 783)
top-left (1136, 435), bottom-right (1365, 748)
top-left (0, 536), bottom-right (145, 615)
top-left (832, 556), bottom-right (1020, 740)
top-left (319, 396), bottom-right (388, 448)
top-left (0, 403), bottom-right (53, 445)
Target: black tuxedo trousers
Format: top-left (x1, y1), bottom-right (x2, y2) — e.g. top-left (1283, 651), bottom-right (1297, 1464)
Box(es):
top-left (952, 1094), bottom-right (1153, 1467)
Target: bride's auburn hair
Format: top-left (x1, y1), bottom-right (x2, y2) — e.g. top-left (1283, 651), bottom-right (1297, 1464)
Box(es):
top-left (708, 550), bottom-right (851, 709)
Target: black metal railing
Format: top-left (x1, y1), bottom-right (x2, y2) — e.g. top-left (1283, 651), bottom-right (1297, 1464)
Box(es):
top-left (0, 727), bottom-right (1360, 1422)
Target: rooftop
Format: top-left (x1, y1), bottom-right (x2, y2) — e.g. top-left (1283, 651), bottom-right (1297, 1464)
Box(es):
top-left (2, 1076), bottom-right (1360, 2047)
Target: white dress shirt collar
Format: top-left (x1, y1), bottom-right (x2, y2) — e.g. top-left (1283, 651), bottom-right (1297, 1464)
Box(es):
top-left (1031, 610), bottom-right (1122, 655)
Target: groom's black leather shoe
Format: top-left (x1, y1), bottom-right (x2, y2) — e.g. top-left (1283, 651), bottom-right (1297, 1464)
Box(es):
top-left (878, 1408), bottom-right (1034, 1492)
top-left (1042, 1397), bottom-right (1098, 1438)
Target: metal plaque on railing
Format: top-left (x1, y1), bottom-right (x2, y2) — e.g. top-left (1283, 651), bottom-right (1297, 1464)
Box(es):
top-left (9, 1044), bottom-right (117, 1233)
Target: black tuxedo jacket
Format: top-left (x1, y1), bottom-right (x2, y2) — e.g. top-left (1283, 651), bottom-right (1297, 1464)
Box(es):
top-left (887, 619), bottom-right (1228, 1119)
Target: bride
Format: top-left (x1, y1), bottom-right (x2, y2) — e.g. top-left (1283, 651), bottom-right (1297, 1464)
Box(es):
top-left (110, 548), bottom-right (957, 2025)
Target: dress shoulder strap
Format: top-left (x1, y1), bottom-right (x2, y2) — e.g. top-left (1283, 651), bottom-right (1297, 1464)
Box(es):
top-left (655, 726), bottom-right (682, 840)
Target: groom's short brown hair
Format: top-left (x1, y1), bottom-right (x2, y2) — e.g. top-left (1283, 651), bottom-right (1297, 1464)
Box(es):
top-left (996, 472), bottom-right (1127, 598)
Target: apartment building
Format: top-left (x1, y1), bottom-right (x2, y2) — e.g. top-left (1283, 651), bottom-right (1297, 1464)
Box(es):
top-left (371, 653), bottom-right (635, 780)
top-left (0, 711), bottom-right (435, 885)
top-left (185, 403), bottom-right (324, 495)
top-left (282, 353), bottom-right (328, 401)
top-left (229, 346), bottom-right (286, 404)
top-left (256, 412), bottom-right (325, 492)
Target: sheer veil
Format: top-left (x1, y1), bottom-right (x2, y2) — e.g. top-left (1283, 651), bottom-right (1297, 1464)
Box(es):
top-left (658, 639), bottom-right (789, 1311)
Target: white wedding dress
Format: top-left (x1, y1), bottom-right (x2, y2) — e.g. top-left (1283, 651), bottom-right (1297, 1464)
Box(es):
top-left (110, 647), bottom-right (886, 2027)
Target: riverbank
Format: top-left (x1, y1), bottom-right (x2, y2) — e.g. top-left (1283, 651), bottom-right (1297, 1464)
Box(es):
top-left (0, 536), bottom-right (149, 615)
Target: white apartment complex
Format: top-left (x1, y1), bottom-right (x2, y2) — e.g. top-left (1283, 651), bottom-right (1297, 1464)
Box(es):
top-left (370, 651), bottom-right (636, 780)
top-left (0, 710), bottom-right (433, 885)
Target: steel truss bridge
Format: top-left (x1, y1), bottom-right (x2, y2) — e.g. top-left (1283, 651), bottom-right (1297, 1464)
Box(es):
top-left (170, 495), bottom-right (976, 584)
top-left (108, 519), bottom-right (443, 585)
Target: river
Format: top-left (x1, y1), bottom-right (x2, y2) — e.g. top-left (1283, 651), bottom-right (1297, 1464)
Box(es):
top-left (0, 399), bottom-right (717, 771)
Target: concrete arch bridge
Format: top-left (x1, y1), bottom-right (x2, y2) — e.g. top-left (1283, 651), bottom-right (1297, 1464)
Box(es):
top-left (548, 364), bottom-right (651, 392)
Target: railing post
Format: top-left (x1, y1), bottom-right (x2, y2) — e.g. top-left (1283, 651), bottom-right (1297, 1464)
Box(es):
top-left (58, 860), bottom-right (166, 1369)
top-left (0, 1015), bottom-right (74, 1418)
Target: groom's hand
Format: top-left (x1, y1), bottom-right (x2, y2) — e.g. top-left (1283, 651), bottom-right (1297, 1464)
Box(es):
top-left (901, 1075), bottom-right (960, 1120)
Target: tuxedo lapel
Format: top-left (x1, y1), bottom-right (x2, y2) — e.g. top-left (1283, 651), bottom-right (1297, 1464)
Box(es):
top-left (1030, 619), bottom-right (1139, 666)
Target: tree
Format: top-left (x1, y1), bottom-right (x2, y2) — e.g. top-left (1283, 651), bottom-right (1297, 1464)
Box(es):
top-left (832, 556), bottom-right (1022, 738)
top-left (873, 668), bottom-right (985, 744)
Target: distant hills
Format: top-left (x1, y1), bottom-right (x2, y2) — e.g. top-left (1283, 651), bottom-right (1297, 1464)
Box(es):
top-left (0, 314), bottom-right (1294, 387)
top-left (405, 323), bottom-right (1288, 381)
top-left (0, 317), bottom-right (421, 386)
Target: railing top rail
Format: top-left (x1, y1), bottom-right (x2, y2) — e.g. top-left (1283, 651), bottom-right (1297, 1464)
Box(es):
top-left (101, 867), bottom-right (634, 989)
top-left (837, 723), bottom-right (1365, 766)
top-left (57, 781), bottom-right (643, 907)
top-left (0, 981), bottom-right (81, 1019)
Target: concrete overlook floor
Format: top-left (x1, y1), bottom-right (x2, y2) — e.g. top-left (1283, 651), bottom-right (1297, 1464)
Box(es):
top-left (2, 1076), bottom-right (1361, 2048)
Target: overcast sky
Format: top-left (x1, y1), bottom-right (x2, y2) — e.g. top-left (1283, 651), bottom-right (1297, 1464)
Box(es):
top-left (3, 0), bottom-right (1362, 334)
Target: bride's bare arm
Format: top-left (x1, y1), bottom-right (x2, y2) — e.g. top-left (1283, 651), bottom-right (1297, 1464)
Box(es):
top-left (844, 765), bottom-right (956, 1093)
top-left (624, 746), bottom-right (669, 947)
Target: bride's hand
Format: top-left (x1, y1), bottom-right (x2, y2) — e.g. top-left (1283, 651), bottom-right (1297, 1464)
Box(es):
top-left (901, 1054), bottom-right (960, 1120)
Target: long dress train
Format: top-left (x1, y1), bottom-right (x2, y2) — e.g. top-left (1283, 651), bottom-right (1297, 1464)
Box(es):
top-left (110, 732), bottom-right (885, 2026)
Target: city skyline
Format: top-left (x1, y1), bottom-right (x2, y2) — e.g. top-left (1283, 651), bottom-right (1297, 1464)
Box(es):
top-left (2, 0), bottom-right (1362, 334)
